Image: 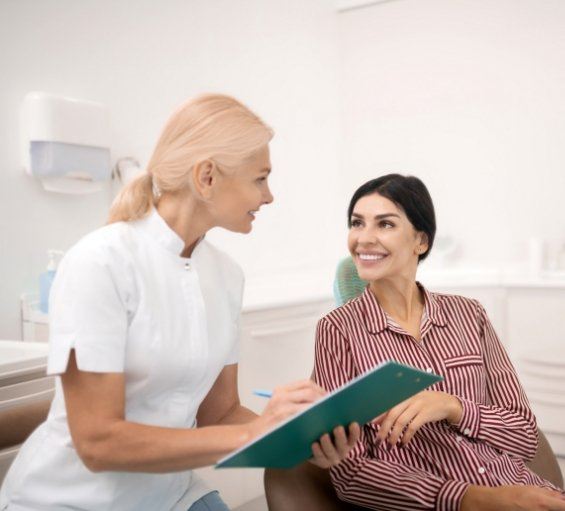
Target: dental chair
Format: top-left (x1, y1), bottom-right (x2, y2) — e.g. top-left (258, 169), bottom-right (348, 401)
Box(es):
top-left (264, 257), bottom-right (564, 511)
top-left (0, 400), bottom-right (51, 483)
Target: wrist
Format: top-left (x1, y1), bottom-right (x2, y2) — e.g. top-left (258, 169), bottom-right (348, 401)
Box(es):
top-left (233, 422), bottom-right (254, 449)
top-left (244, 415), bottom-right (269, 443)
top-left (447, 395), bottom-right (463, 424)
top-left (460, 485), bottom-right (493, 511)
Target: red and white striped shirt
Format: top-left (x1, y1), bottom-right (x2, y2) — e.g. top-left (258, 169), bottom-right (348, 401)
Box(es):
top-left (314, 283), bottom-right (561, 511)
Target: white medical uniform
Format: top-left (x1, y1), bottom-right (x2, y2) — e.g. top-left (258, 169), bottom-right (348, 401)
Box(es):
top-left (0, 209), bottom-right (244, 510)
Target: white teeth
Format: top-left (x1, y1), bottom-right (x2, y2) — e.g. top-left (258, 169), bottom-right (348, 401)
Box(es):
top-left (359, 254), bottom-right (387, 261)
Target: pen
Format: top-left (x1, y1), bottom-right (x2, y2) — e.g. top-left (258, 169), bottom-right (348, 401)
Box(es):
top-left (252, 389), bottom-right (273, 398)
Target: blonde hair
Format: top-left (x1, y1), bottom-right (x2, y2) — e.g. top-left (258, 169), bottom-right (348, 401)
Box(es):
top-left (108, 94), bottom-right (274, 223)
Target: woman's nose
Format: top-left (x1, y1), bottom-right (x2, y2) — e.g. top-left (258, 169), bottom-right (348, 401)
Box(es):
top-left (358, 229), bottom-right (377, 244)
top-left (263, 186), bottom-right (274, 205)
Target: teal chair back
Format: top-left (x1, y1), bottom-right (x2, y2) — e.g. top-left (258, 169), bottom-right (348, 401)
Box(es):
top-left (333, 256), bottom-right (366, 306)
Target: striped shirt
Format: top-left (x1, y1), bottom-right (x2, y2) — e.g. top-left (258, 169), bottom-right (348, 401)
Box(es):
top-left (314, 283), bottom-right (561, 511)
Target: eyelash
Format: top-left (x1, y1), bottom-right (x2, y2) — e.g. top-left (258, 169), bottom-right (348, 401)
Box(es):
top-left (350, 219), bottom-right (394, 229)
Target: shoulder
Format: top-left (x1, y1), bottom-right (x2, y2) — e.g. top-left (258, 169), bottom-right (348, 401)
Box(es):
top-left (50, 223), bottom-right (136, 311)
top-left (58, 222), bottom-right (133, 277)
top-left (429, 290), bottom-right (485, 320)
top-left (322, 293), bottom-right (365, 326)
top-left (316, 294), bottom-right (365, 341)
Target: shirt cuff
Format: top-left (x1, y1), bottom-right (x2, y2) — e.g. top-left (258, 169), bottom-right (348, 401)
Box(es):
top-left (452, 397), bottom-right (481, 439)
top-left (436, 480), bottom-right (470, 511)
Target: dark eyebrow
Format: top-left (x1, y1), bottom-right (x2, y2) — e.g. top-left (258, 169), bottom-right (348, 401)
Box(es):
top-left (351, 212), bottom-right (400, 220)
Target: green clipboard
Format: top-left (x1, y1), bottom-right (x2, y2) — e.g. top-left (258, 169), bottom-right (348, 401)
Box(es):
top-left (216, 361), bottom-right (443, 469)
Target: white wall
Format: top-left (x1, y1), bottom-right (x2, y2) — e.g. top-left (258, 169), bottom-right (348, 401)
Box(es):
top-left (338, 0), bottom-right (565, 268)
top-left (4, 0), bottom-right (565, 340)
top-left (0, 0), bottom-right (342, 339)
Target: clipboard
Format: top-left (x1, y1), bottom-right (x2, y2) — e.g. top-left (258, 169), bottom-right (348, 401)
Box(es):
top-left (216, 361), bottom-right (443, 468)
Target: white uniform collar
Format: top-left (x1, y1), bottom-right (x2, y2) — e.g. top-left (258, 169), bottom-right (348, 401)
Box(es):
top-left (135, 207), bottom-right (202, 258)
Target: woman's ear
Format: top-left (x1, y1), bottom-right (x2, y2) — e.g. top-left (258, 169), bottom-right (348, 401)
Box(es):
top-left (192, 160), bottom-right (218, 200)
top-left (416, 232), bottom-right (429, 255)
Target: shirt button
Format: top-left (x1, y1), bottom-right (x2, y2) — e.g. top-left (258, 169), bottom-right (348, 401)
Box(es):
top-left (463, 428), bottom-right (471, 436)
top-left (184, 262), bottom-right (191, 271)
top-left (456, 436), bottom-right (463, 443)
top-left (425, 367), bottom-right (433, 373)
top-left (478, 467), bottom-right (486, 474)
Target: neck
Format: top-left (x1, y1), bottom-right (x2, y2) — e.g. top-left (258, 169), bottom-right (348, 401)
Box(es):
top-left (156, 191), bottom-right (212, 257)
top-left (369, 272), bottom-right (423, 322)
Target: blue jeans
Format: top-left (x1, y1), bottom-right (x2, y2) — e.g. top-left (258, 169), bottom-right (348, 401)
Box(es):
top-left (188, 491), bottom-right (230, 511)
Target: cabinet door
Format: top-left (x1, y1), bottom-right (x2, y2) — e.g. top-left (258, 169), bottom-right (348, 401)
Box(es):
top-left (506, 288), bottom-right (565, 358)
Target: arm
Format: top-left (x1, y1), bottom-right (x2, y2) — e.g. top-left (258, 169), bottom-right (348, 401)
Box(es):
top-left (62, 351), bottom-right (254, 473)
top-left (451, 301), bottom-right (538, 461)
top-left (461, 485), bottom-right (565, 511)
top-left (315, 318), bottom-right (469, 511)
top-left (196, 363), bottom-right (257, 427)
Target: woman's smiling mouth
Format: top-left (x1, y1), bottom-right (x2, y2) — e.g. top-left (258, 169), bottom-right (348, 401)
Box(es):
top-left (357, 252), bottom-right (389, 263)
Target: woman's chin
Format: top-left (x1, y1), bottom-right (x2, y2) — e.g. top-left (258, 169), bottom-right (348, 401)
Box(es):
top-left (355, 266), bottom-right (381, 282)
top-left (224, 220), bottom-right (253, 234)
top-left (356, 264), bottom-right (397, 283)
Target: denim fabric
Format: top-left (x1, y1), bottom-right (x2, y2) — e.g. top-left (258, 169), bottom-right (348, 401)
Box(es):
top-left (187, 491), bottom-right (230, 511)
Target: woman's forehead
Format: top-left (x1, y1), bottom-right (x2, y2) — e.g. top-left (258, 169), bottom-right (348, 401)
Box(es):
top-left (353, 193), bottom-right (403, 216)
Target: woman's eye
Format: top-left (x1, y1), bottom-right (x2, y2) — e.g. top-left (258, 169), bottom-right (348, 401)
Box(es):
top-left (350, 219), bottom-right (362, 228)
top-left (381, 221), bottom-right (394, 229)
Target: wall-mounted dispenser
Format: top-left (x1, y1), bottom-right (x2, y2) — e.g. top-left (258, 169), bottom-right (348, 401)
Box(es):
top-left (21, 92), bottom-right (111, 194)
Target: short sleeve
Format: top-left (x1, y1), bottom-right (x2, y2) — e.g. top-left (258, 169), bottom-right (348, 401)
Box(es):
top-left (47, 243), bottom-right (129, 375)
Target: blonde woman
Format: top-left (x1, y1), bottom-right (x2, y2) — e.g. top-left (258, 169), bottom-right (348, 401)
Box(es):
top-left (0, 95), bottom-right (359, 511)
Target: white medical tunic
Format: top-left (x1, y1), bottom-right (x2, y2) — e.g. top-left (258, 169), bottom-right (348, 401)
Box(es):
top-left (0, 209), bottom-right (244, 510)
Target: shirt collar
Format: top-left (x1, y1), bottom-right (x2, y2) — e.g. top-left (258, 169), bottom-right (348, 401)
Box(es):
top-left (134, 208), bottom-right (191, 258)
top-left (359, 282), bottom-right (447, 334)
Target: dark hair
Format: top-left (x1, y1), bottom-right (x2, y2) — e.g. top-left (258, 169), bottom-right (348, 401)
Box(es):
top-left (347, 174), bottom-right (436, 262)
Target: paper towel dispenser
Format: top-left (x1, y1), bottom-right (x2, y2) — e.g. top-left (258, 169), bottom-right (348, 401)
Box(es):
top-left (21, 92), bottom-right (111, 194)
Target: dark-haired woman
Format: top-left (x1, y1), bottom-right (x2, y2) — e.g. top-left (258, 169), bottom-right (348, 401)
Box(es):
top-left (315, 174), bottom-right (565, 511)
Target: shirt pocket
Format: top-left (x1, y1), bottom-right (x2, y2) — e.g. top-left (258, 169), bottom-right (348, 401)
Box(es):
top-left (443, 353), bottom-right (486, 401)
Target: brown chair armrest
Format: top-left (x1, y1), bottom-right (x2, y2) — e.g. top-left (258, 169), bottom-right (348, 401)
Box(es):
top-left (265, 463), bottom-right (365, 511)
top-left (0, 400), bottom-right (51, 450)
top-left (526, 429), bottom-right (563, 489)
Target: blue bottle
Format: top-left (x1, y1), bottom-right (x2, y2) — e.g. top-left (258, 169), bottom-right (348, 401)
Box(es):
top-left (39, 250), bottom-right (62, 314)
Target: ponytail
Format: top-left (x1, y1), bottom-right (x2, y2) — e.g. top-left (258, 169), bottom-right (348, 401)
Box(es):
top-left (107, 172), bottom-right (154, 224)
